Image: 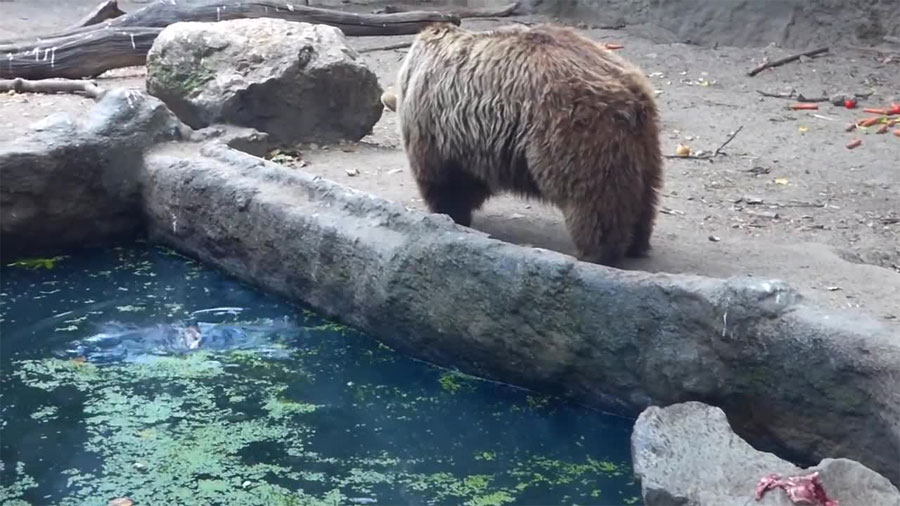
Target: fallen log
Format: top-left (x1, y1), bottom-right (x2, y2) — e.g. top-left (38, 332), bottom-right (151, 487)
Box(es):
top-left (0, 27), bottom-right (161, 80)
top-left (0, 77), bottom-right (107, 99)
top-left (70, 0), bottom-right (126, 30)
top-left (1, 0), bottom-right (459, 79)
top-left (21, 0), bottom-right (460, 41)
top-left (378, 2), bottom-right (520, 18)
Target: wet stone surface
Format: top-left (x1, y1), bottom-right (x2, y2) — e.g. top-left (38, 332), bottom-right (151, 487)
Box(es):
top-left (0, 244), bottom-right (640, 506)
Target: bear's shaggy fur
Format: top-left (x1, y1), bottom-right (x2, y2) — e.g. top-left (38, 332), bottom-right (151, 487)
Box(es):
top-left (394, 22), bottom-right (664, 267)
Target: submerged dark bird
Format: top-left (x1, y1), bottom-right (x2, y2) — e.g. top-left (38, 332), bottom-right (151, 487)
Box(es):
top-left (58, 318), bottom-right (303, 364)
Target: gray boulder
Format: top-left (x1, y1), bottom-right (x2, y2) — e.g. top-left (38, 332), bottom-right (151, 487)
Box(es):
top-left (145, 18), bottom-right (383, 146)
top-left (0, 89), bottom-right (184, 259)
top-left (632, 402), bottom-right (900, 506)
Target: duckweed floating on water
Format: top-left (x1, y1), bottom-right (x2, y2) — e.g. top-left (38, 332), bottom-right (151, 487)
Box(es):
top-left (1, 246), bottom-right (641, 505)
top-left (5, 255), bottom-right (68, 270)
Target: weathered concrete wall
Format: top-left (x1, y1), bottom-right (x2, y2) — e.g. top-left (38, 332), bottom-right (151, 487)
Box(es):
top-left (321, 0), bottom-right (899, 49)
top-left (536, 0), bottom-right (898, 48)
top-left (2, 90), bottom-right (899, 485)
top-left (141, 138), bottom-right (900, 486)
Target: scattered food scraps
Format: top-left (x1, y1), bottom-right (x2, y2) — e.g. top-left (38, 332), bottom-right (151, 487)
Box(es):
top-left (754, 471), bottom-right (838, 506)
top-left (675, 144), bottom-right (692, 157)
top-left (798, 126), bottom-right (809, 133)
top-left (775, 178), bottom-right (789, 185)
top-left (865, 103), bottom-right (900, 116)
top-left (845, 122), bottom-right (857, 132)
top-left (876, 124), bottom-right (889, 134)
top-left (790, 103), bottom-right (819, 110)
top-left (604, 43), bottom-right (624, 50)
top-left (846, 139), bottom-right (862, 149)
top-left (843, 98), bottom-right (857, 109)
top-left (894, 129), bottom-right (900, 137)
top-left (857, 116), bottom-right (884, 127)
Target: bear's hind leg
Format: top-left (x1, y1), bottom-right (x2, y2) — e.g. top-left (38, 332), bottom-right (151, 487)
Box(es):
top-left (415, 165), bottom-right (492, 227)
top-left (562, 204), bottom-right (629, 268)
top-left (626, 173), bottom-right (661, 258)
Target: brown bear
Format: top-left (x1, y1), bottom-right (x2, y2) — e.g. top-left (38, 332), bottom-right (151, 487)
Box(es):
top-left (393, 22), bottom-right (664, 267)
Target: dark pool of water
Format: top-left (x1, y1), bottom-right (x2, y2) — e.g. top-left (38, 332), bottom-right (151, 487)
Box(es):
top-left (0, 244), bottom-right (640, 506)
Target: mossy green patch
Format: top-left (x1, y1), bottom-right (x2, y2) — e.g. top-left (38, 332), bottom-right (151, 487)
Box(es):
top-left (306, 321), bottom-right (350, 334)
top-left (526, 394), bottom-right (553, 410)
top-left (264, 394), bottom-right (320, 419)
top-left (6, 255), bottom-right (67, 270)
top-left (475, 451), bottom-right (497, 461)
top-left (14, 354), bottom-right (316, 505)
top-left (438, 370), bottom-right (476, 394)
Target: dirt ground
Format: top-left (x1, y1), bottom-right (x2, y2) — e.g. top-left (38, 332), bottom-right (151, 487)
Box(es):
top-left (1, 1), bottom-right (898, 324)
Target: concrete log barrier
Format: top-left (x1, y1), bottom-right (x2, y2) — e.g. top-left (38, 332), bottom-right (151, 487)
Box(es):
top-left (141, 140), bottom-right (900, 485)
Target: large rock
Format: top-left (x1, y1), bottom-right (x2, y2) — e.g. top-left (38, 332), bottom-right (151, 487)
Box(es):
top-left (0, 89), bottom-right (184, 259)
top-left (632, 402), bottom-right (900, 506)
top-left (145, 18), bottom-right (383, 146)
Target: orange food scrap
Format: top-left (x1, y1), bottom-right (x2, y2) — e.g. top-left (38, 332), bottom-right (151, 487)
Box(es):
top-left (846, 139), bottom-right (862, 149)
top-left (857, 116), bottom-right (884, 127)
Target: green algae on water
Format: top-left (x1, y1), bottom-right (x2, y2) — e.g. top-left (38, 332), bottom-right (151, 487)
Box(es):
top-left (438, 370), bottom-right (477, 394)
top-left (6, 255), bottom-right (68, 270)
top-left (0, 245), bottom-right (640, 505)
